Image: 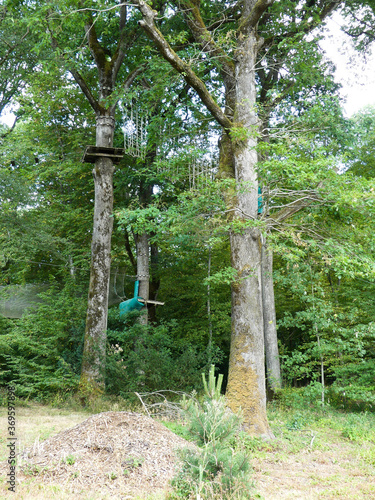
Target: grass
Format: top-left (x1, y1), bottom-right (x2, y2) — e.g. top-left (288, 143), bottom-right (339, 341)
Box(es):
top-left (247, 402), bottom-right (375, 499)
top-left (0, 403), bottom-right (93, 463)
top-left (0, 394), bottom-right (374, 499)
top-left (163, 398), bottom-right (375, 499)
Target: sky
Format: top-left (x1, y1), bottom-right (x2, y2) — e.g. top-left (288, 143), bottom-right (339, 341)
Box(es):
top-left (1, 11), bottom-right (375, 126)
top-left (320, 12), bottom-right (375, 117)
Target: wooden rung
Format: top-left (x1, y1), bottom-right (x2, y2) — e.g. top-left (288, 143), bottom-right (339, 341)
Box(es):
top-left (138, 299), bottom-right (165, 306)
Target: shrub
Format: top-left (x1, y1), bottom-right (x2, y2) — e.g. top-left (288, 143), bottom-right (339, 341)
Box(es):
top-left (327, 384), bottom-right (375, 412)
top-left (105, 318), bottom-right (223, 397)
top-left (170, 366), bottom-right (252, 500)
top-left (0, 282), bottom-right (85, 399)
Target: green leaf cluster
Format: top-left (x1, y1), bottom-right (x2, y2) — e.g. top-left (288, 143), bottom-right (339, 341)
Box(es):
top-left (171, 369), bottom-right (251, 499)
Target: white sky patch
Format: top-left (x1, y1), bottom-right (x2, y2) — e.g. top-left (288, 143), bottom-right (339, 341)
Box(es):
top-left (320, 11), bottom-right (375, 117)
top-left (0, 111), bottom-right (16, 127)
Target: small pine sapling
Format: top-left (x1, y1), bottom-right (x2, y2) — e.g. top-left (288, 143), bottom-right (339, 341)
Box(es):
top-left (202, 364), bottom-right (223, 400)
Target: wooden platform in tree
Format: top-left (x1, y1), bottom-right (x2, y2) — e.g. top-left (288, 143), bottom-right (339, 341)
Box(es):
top-left (82, 146), bottom-right (125, 164)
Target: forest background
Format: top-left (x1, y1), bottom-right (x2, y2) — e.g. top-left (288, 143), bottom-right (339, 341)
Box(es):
top-left (0, 0), bottom-right (374, 428)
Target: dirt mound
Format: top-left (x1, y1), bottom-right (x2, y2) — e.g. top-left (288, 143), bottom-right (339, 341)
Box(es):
top-left (16, 411), bottom-right (191, 498)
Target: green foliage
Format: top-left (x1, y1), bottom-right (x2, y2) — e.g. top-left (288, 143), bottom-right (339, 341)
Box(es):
top-left (327, 384), bottom-right (375, 412)
top-left (342, 1), bottom-right (375, 53)
top-left (275, 381), bottom-right (375, 414)
top-left (106, 315), bottom-right (223, 397)
top-left (1, 0), bottom-right (375, 428)
top-left (183, 397), bottom-right (240, 449)
top-left (0, 97), bottom-right (94, 286)
top-left (272, 193), bottom-right (375, 407)
top-left (62, 454), bottom-right (76, 466)
top-left (0, 280), bottom-right (86, 398)
top-left (341, 412), bottom-right (375, 443)
top-left (170, 368), bottom-right (252, 500)
top-left (275, 385), bottom-right (325, 411)
top-left (202, 364), bottom-right (223, 400)
top-left (117, 182), bottom-right (233, 355)
top-left (265, 390), bottom-right (375, 473)
top-left (122, 456), bottom-right (144, 475)
top-left (345, 106), bottom-right (375, 179)
top-left (0, 6), bottom-right (38, 115)
top-left (229, 124), bottom-right (257, 145)
top-left (286, 411), bottom-right (309, 431)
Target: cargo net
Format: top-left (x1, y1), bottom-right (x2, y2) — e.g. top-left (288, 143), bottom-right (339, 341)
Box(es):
top-left (122, 103), bottom-right (148, 159)
top-left (121, 102), bottom-right (218, 188)
top-left (188, 156), bottom-right (217, 189)
top-left (156, 148), bottom-right (218, 190)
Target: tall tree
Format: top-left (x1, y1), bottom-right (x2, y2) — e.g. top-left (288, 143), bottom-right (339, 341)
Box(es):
top-left (7, 0), bottom-right (147, 390)
top-left (256, 10), bottom-right (343, 393)
top-left (133, 0), bottom-right (341, 436)
top-left (133, 0), bottom-right (274, 438)
top-left (67, 7), bottom-right (142, 390)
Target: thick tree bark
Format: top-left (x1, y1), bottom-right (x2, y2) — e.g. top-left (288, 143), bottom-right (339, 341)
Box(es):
top-left (227, 228), bottom-right (269, 435)
top-left (149, 240), bottom-right (161, 323)
top-left (261, 237), bottom-right (282, 394)
top-left (225, 14), bottom-right (273, 436)
top-left (258, 114), bottom-right (281, 395)
top-left (81, 115), bottom-right (115, 389)
top-left (135, 0), bottom-right (274, 437)
top-left (135, 232), bottom-right (150, 325)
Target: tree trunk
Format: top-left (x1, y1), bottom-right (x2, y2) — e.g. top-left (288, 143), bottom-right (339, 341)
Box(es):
top-left (136, 232), bottom-right (150, 325)
top-left (225, 18), bottom-right (273, 438)
top-left (227, 228), bottom-right (271, 435)
top-left (261, 236), bottom-right (282, 394)
top-left (149, 240), bottom-right (160, 323)
top-left (80, 115), bottom-right (115, 391)
top-left (207, 244), bottom-right (213, 366)
top-left (134, 0), bottom-right (274, 438)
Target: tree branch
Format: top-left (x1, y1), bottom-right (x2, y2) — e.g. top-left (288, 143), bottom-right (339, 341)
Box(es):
top-left (46, 12), bottom-right (101, 113)
top-left (239, 0), bottom-right (276, 34)
top-left (262, 0), bottom-right (343, 48)
top-left (134, 0), bottom-right (233, 131)
top-left (119, 3), bottom-right (127, 31)
top-left (109, 64), bottom-right (146, 114)
top-left (0, 115), bottom-right (18, 139)
top-left (112, 25), bottom-right (141, 83)
top-left (84, 14), bottom-right (107, 73)
top-left (0, 28), bottom-right (30, 67)
top-left (179, 1), bottom-right (235, 86)
top-left (69, 68), bottom-right (101, 114)
top-left (268, 188), bottom-right (326, 223)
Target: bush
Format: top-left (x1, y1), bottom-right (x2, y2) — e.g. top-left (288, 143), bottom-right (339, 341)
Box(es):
top-left (0, 281), bottom-right (85, 399)
top-left (341, 412), bottom-right (375, 443)
top-left (327, 384), bottom-right (375, 412)
top-left (170, 366), bottom-right (252, 500)
top-left (273, 382), bottom-right (375, 414)
top-left (105, 318), bottom-right (223, 397)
